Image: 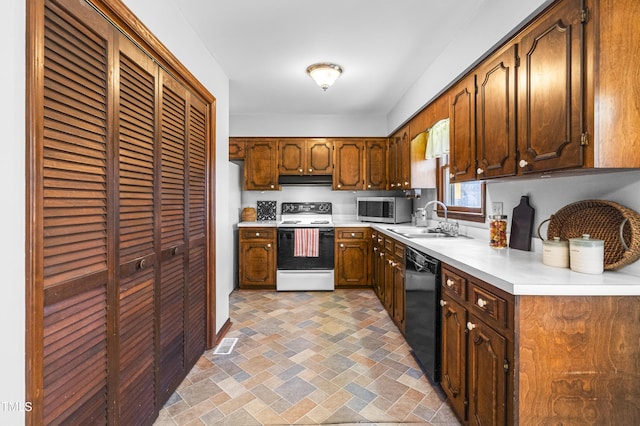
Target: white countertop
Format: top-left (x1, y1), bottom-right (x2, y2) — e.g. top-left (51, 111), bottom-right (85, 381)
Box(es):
top-left (370, 224), bottom-right (640, 297)
top-left (237, 220), bottom-right (640, 296)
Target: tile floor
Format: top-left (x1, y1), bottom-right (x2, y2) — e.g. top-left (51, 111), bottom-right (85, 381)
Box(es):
top-left (154, 289), bottom-right (461, 425)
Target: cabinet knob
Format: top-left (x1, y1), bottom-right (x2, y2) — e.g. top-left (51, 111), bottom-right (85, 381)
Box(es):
top-left (266, 243), bottom-right (271, 248)
top-left (477, 167), bottom-right (484, 174)
top-left (404, 181), bottom-right (409, 186)
top-left (378, 238), bottom-right (382, 243)
top-left (374, 247), bottom-right (378, 252)
top-left (340, 243), bottom-right (344, 248)
top-left (477, 297), bottom-right (487, 308)
top-left (449, 173), bottom-right (455, 179)
top-left (309, 168), bottom-right (313, 172)
top-left (380, 252), bottom-right (385, 257)
top-left (270, 184), bottom-right (275, 189)
top-left (351, 232), bottom-right (355, 237)
top-left (255, 232), bottom-right (260, 237)
top-left (367, 184), bottom-right (371, 188)
top-left (298, 168), bottom-right (303, 173)
top-left (397, 182), bottom-right (401, 187)
top-left (519, 159), bottom-right (529, 168)
top-left (467, 321), bottom-right (476, 331)
top-left (439, 299), bottom-right (447, 307)
top-left (446, 278), bottom-right (454, 287)
top-left (337, 184), bottom-right (341, 188)
top-left (390, 183), bottom-right (395, 188)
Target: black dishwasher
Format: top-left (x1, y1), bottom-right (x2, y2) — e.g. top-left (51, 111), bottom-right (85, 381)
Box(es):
top-left (405, 246), bottom-right (441, 383)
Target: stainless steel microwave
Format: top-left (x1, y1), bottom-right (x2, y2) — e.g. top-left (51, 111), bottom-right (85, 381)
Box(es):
top-left (356, 197), bottom-right (412, 224)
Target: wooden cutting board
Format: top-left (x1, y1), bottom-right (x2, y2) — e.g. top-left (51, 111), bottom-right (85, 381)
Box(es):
top-left (509, 195), bottom-right (535, 251)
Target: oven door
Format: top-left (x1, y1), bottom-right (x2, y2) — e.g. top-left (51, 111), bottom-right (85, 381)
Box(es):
top-left (277, 228), bottom-right (334, 270)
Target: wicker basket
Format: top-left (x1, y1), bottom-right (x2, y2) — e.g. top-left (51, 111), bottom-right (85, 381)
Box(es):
top-left (241, 207), bottom-right (257, 222)
top-left (537, 200), bottom-right (640, 270)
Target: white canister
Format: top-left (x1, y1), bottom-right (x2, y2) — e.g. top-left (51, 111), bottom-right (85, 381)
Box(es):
top-left (542, 237), bottom-right (569, 268)
top-left (569, 234), bottom-right (604, 274)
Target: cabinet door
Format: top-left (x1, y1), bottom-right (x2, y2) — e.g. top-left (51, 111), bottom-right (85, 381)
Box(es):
top-left (467, 314), bottom-right (508, 426)
top-left (383, 254), bottom-right (394, 313)
top-left (400, 128), bottom-right (411, 189)
top-left (335, 240), bottom-right (369, 286)
top-left (392, 260), bottom-right (405, 332)
top-left (387, 136), bottom-right (398, 189)
top-left (245, 139), bottom-right (279, 190)
top-left (371, 244), bottom-right (383, 299)
top-left (365, 139), bottom-right (387, 190)
top-left (307, 139), bottom-right (333, 174)
top-left (517, 0), bottom-right (584, 173)
top-left (229, 138), bottom-right (245, 160)
top-left (476, 45), bottom-right (517, 179)
top-left (441, 294), bottom-right (468, 420)
top-left (449, 75), bottom-right (477, 182)
top-left (278, 139), bottom-right (306, 175)
top-left (333, 140), bottom-right (364, 190)
top-left (239, 239), bottom-right (275, 287)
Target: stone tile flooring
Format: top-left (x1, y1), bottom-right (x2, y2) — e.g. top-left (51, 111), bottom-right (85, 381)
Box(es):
top-left (154, 289), bottom-right (461, 425)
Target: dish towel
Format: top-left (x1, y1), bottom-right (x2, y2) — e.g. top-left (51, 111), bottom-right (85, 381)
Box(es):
top-left (425, 118), bottom-right (450, 159)
top-left (294, 228), bottom-right (319, 257)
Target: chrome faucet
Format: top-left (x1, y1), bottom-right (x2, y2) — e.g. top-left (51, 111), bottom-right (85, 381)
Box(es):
top-left (424, 200), bottom-right (448, 222)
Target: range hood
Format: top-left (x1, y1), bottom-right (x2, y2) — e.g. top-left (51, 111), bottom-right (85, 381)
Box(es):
top-left (278, 175), bottom-right (333, 185)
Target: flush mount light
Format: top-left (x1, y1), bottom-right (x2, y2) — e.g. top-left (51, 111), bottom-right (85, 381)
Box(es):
top-left (306, 63), bottom-right (343, 91)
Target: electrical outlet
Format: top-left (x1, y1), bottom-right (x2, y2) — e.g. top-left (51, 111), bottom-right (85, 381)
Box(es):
top-left (492, 202), bottom-right (503, 216)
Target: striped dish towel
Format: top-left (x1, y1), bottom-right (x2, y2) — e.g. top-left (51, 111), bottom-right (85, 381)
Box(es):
top-left (294, 228), bottom-right (319, 257)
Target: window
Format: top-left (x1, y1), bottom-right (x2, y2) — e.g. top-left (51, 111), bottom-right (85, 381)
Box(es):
top-left (437, 154), bottom-right (486, 222)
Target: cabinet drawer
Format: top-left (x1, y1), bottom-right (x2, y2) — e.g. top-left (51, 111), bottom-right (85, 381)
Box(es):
top-left (442, 267), bottom-right (466, 300)
top-left (384, 238), bottom-right (394, 252)
top-left (393, 242), bottom-right (405, 260)
top-left (240, 228), bottom-right (275, 240)
top-left (337, 228), bottom-right (367, 240)
top-left (469, 283), bottom-right (508, 329)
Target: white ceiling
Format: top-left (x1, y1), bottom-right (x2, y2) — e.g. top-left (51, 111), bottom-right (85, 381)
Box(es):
top-left (174, 0), bottom-right (488, 118)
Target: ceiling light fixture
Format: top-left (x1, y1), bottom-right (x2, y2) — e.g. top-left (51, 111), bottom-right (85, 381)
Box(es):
top-left (306, 63), bottom-right (343, 91)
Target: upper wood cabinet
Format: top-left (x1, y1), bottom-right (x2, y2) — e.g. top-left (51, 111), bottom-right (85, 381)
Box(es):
top-left (388, 126), bottom-right (410, 190)
top-left (476, 44), bottom-right (517, 179)
top-left (333, 139), bottom-right (364, 190)
top-left (448, 75), bottom-right (477, 182)
top-left (364, 139), bottom-right (387, 190)
top-left (229, 138), bottom-right (245, 160)
top-left (516, 0), bottom-right (584, 174)
top-left (387, 134), bottom-right (399, 190)
top-left (278, 138), bottom-right (333, 175)
top-left (245, 139), bottom-right (279, 190)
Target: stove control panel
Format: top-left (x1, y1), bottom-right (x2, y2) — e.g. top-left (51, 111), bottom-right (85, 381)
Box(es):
top-left (281, 202), bottom-right (332, 215)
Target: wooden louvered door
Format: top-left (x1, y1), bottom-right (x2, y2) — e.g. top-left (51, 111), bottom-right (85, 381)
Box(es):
top-left (158, 69), bottom-right (188, 400)
top-left (38, 0), bottom-right (114, 423)
top-left (116, 35), bottom-right (158, 424)
top-left (29, 0), bottom-right (214, 424)
top-left (186, 95), bottom-right (208, 367)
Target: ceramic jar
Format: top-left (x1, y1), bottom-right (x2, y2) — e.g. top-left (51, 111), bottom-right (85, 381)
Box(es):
top-left (569, 234), bottom-right (604, 274)
top-left (542, 237), bottom-right (569, 268)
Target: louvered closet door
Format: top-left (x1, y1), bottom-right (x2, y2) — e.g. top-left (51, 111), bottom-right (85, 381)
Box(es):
top-left (186, 94), bottom-right (208, 366)
top-left (40, 0), bottom-right (114, 423)
top-left (159, 69), bottom-right (188, 399)
top-left (116, 35), bottom-right (158, 424)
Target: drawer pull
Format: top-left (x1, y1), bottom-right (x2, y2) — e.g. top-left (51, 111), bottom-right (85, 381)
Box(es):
top-left (477, 298), bottom-right (487, 308)
top-left (446, 278), bottom-right (455, 287)
top-left (439, 300), bottom-right (447, 307)
top-left (351, 232), bottom-right (355, 237)
top-left (255, 232), bottom-right (260, 237)
top-left (467, 322), bottom-right (476, 331)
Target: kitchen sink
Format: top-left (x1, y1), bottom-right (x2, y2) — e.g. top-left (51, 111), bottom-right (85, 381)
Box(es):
top-left (388, 227), bottom-right (472, 239)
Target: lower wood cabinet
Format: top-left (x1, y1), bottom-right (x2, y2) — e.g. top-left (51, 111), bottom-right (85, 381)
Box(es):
top-left (335, 227), bottom-right (370, 287)
top-left (370, 231), bottom-right (406, 333)
top-left (239, 228), bottom-right (276, 289)
top-left (440, 264), bottom-right (514, 425)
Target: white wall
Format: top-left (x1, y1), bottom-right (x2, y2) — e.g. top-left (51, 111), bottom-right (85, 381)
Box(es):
top-left (231, 113), bottom-right (388, 137)
top-left (1, 1), bottom-right (26, 423)
top-left (122, 0), bottom-right (232, 335)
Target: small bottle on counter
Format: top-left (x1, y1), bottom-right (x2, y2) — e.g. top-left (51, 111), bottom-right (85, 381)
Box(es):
top-left (489, 215), bottom-right (508, 249)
